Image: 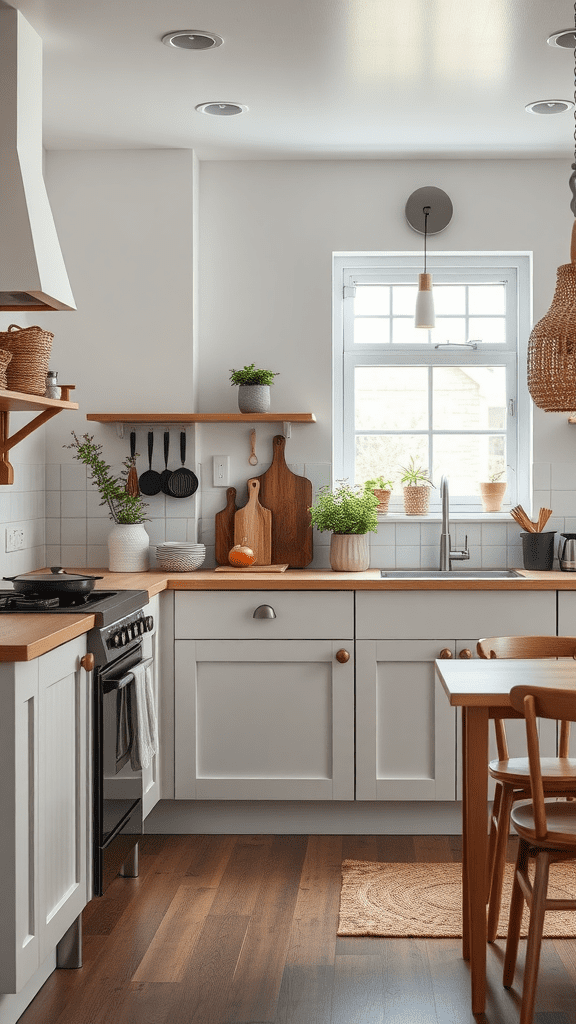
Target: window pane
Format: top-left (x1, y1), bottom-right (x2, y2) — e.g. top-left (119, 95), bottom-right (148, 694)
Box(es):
top-left (433, 317), bottom-right (467, 344)
top-left (433, 286), bottom-right (465, 315)
top-left (355, 286), bottom-right (389, 316)
top-left (392, 318), bottom-right (426, 344)
top-left (433, 435), bottom-right (506, 494)
top-left (391, 285), bottom-right (418, 315)
top-left (355, 434), bottom-right (428, 487)
top-left (433, 366), bottom-right (507, 429)
top-left (354, 318), bottom-right (389, 344)
top-left (355, 366), bottom-right (428, 429)
top-left (468, 317), bottom-right (506, 344)
top-left (469, 284), bottom-right (505, 315)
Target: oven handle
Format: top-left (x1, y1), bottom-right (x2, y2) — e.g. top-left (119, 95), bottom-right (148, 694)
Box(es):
top-left (102, 671), bottom-right (134, 694)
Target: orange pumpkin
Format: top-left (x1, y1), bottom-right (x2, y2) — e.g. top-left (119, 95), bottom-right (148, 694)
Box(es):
top-left (228, 538), bottom-right (256, 567)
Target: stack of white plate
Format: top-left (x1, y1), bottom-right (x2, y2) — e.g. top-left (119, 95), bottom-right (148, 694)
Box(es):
top-left (155, 541), bottom-right (206, 572)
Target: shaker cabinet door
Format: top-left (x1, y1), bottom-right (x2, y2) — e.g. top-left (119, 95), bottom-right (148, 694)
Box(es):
top-left (175, 639), bottom-right (354, 801)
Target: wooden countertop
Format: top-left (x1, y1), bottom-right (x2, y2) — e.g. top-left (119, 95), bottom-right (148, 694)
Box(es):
top-left (3, 567), bottom-right (576, 661)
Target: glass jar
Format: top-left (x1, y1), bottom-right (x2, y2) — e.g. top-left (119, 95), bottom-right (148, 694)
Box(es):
top-left (44, 370), bottom-right (61, 400)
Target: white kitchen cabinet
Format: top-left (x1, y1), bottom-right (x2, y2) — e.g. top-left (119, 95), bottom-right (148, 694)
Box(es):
top-left (0, 635), bottom-right (89, 994)
top-left (174, 591), bottom-right (354, 800)
top-left (355, 591), bottom-right (557, 802)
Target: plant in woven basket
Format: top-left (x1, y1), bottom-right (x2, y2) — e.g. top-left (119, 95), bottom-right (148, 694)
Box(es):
top-left (399, 458), bottom-right (434, 516)
top-left (309, 481), bottom-right (378, 535)
top-left (65, 432), bottom-right (149, 524)
top-left (364, 475), bottom-right (394, 514)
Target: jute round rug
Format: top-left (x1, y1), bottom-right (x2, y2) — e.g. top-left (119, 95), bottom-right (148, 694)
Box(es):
top-left (337, 860), bottom-right (576, 938)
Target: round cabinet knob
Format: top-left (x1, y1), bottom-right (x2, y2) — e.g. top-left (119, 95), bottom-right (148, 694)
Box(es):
top-left (336, 649), bottom-right (350, 663)
top-left (459, 648), bottom-right (472, 659)
top-left (439, 648), bottom-right (453, 659)
top-left (81, 653), bottom-right (94, 672)
top-left (253, 605), bottom-right (276, 619)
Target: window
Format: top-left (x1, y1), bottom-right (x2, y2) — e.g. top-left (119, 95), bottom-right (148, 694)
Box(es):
top-left (333, 253), bottom-right (532, 513)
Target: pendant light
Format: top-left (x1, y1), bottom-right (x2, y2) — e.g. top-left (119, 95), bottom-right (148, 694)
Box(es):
top-left (528, 7), bottom-right (576, 412)
top-left (405, 187), bottom-right (453, 329)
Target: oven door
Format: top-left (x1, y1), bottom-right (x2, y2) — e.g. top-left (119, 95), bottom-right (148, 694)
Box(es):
top-left (94, 644), bottom-right (144, 896)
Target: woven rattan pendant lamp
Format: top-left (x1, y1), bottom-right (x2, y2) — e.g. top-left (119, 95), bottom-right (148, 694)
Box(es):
top-left (528, 10), bottom-right (576, 411)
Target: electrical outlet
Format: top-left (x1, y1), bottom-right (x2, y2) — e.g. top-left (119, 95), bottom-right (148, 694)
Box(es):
top-left (213, 456), bottom-right (230, 487)
top-left (6, 528), bottom-right (25, 552)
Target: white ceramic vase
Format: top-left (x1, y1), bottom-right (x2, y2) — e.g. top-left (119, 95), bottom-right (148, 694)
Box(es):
top-left (108, 523), bottom-right (149, 572)
top-left (330, 533), bottom-right (369, 572)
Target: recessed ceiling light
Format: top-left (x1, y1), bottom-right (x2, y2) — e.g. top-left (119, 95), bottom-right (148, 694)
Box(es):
top-left (525, 99), bottom-right (574, 114)
top-left (195, 102), bottom-right (248, 116)
top-left (547, 30), bottom-right (576, 49)
top-left (162, 31), bottom-right (223, 50)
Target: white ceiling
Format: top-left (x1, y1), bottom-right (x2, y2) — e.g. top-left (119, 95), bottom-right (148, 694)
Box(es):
top-left (12, 0), bottom-right (576, 160)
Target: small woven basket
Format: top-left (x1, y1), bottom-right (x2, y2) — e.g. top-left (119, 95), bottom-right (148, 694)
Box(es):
top-left (403, 485), bottom-right (430, 515)
top-left (0, 323), bottom-right (54, 396)
top-left (0, 349), bottom-right (13, 390)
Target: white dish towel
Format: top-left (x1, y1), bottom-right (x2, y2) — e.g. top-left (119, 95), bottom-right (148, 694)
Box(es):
top-left (129, 657), bottom-right (158, 771)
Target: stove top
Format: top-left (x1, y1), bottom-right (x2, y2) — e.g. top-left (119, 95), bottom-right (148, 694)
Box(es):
top-left (0, 589), bottom-right (150, 627)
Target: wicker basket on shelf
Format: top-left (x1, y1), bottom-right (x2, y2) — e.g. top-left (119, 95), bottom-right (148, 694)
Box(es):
top-left (0, 323), bottom-right (54, 396)
top-left (0, 349), bottom-right (12, 390)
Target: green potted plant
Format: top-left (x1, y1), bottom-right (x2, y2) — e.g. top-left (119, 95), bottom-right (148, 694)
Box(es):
top-left (65, 432), bottom-right (150, 571)
top-left (479, 467), bottom-right (507, 512)
top-left (229, 363), bottom-right (279, 413)
top-left (309, 481), bottom-right (378, 571)
top-left (399, 457), bottom-right (434, 515)
top-left (364, 475), bottom-right (394, 515)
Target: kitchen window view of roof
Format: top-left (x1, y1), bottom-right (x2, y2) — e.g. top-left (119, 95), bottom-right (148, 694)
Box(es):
top-left (3, 1), bottom-right (576, 1023)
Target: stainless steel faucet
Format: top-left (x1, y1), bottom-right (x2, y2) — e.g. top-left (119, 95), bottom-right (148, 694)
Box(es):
top-left (439, 475), bottom-right (470, 571)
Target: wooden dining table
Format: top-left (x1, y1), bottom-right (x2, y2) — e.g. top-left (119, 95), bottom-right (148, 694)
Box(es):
top-left (435, 656), bottom-right (576, 1015)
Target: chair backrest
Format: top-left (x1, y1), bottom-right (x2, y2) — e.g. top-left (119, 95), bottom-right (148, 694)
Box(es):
top-left (510, 685), bottom-right (576, 838)
top-left (476, 636), bottom-right (576, 759)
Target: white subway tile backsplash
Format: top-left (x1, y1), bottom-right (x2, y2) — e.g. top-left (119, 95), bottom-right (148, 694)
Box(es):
top-left (551, 463), bottom-right (576, 490)
top-left (61, 462), bottom-right (87, 491)
top-left (45, 464), bottom-right (60, 491)
top-left (481, 523), bottom-right (507, 546)
top-left (396, 545), bottom-right (420, 568)
top-left (533, 463), bottom-right (551, 490)
top-left (61, 490), bottom-right (87, 517)
top-left (370, 543), bottom-right (396, 569)
top-left (45, 518), bottom-right (61, 545)
top-left (481, 545), bottom-right (507, 568)
top-left (396, 522), bottom-right (420, 545)
top-left (166, 519), bottom-right (188, 541)
top-left (61, 545), bottom-right (88, 568)
top-left (550, 491), bottom-right (576, 517)
top-left (61, 518), bottom-right (87, 546)
top-left (87, 517), bottom-right (110, 545)
top-left (87, 545), bottom-right (108, 568)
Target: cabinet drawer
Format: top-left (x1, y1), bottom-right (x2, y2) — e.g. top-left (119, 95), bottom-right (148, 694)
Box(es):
top-left (174, 591), bottom-right (354, 640)
top-left (356, 590), bottom-right (556, 640)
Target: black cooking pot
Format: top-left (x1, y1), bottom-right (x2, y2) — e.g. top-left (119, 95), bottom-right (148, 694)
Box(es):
top-left (4, 569), bottom-right (104, 598)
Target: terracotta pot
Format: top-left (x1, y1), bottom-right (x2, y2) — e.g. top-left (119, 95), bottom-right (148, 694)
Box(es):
top-left (373, 488), bottom-right (392, 514)
top-left (480, 481), bottom-right (506, 512)
top-left (329, 533), bottom-right (369, 571)
top-left (403, 485), bottom-right (430, 515)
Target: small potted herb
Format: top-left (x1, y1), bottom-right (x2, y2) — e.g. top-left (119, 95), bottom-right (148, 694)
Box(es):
top-left (65, 432), bottom-right (150, 571)
top-left (309, 481), bottom-right (378, 571)
top-left (479, 467), bottom-right (507, 512)
top-left (364, 475), bottom-right (394, 515)
top-left (399, 457), bottom-right (434, 515)
top-left (229, 363), bottom-right (279, 413)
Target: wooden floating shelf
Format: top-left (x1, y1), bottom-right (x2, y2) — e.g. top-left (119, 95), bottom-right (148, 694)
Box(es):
top-left (86, 412), bottom-right (316, 423)
top-left (0, 386), bottom-right (78, 485)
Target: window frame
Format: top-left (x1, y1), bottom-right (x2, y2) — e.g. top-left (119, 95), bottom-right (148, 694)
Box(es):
top-left (332, 251), bottom-right (533, 514)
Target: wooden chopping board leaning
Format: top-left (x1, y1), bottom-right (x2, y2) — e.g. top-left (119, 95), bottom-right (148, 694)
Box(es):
top-left (234, 478), bottom-right (272, 565)
top-left (256, 434), bottom-right (313, 567)
top-left (215, 487), bottom-right (238, 566)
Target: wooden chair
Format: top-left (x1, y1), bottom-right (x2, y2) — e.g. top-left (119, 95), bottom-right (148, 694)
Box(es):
top-left (476, 636), bottom-right (576, 942)
top-left (504, 684), bottom-right (576, 1024)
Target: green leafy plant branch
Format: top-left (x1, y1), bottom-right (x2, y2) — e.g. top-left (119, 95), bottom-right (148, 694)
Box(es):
top-left (399, 457), bottom-right (434, 487)
top-left (229, 363), bottom-right (279, 387)
top-left (64, 432), bottom-right (149, 525)
top-left (309, 481), bottom-right (378, 535)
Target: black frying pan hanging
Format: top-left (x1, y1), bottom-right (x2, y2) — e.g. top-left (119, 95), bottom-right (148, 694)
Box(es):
top-left (160, 431), bottom-right (173, 494)
top-left (168, 431), bottom-right (198, 497)
top-left (138, 431), bottom-right (162, 495)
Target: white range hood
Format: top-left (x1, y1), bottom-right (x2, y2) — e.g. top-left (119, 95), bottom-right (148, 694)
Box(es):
top-left (0, 5), bottom-right (75, 311)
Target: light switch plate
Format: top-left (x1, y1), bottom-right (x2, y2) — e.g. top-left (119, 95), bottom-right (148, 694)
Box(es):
top-left (213, 456), bottom-right (230, 487)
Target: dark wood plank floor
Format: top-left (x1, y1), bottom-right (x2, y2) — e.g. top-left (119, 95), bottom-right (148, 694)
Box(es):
top-left (17, 835), bottom-right (576, 1024)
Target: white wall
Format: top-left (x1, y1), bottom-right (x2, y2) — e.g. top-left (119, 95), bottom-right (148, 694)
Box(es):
top-left (2, 153), bottom-right (576, 572)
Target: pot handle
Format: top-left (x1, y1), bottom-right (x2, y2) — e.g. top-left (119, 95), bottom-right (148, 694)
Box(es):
top-left (49, 567), bottom-right (104, 579)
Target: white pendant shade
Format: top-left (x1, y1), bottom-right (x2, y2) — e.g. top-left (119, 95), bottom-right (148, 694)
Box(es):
top-left (415, 273), bottom-right (435, 328)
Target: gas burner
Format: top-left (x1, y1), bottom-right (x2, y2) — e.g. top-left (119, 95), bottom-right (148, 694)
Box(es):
top-left (0, 589), bottom-right (149, 628)
top-left (0, 593), bottom-right (61, 610)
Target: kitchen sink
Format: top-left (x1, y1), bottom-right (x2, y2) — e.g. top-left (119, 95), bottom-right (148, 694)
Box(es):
top-left (380, 569), bottom-right (523, 579)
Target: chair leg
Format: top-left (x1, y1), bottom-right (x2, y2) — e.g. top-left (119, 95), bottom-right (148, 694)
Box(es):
top-left (519, 851), bottom-right (550, 1024)
top-left (487, 784), bottom-right (503, 897)
top-left (487, 785), bottom-right (515, 942)
top-left (503, 838), bottom-right (529, 988)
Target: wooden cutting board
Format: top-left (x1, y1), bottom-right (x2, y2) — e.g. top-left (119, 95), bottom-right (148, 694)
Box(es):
top-left (215, 487), bottom-right (237, 565)
top-left (234, 478), bottom-right (272, 565)
top-left (256, 434), bottom-right (313, 567)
